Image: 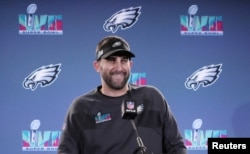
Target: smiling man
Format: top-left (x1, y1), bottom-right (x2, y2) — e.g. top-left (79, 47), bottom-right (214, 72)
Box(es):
top-left (58, 35), bottom-right (187, 154)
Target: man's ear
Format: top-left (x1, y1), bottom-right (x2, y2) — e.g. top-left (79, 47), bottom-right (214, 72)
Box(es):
top-left (93, 61), bottom-right (100, 72)
top-left (129, 60), bottom-right (133, 68)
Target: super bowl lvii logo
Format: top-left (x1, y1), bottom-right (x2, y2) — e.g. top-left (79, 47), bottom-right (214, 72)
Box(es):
top-left (18, 3), bottom-right (63, 35)
top-left (180, 4), bottom-right (223, 36)
top-left (184, 119), bottom-right (227, 150)
top-left (22, 119), bottom-right (61, 151)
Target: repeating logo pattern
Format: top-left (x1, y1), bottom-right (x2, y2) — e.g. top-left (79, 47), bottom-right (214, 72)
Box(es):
top-left (103, 6), bottom-right (141, 33)
top-left (180, 4), bottom-right (223, 36)
top-left (185, 64), bottom-right (222, 91)
top-left (184, 118), bottom-right (227, 150)
top-left (23, 64), bottom-right (61, 91)
top-left (18, 3), bottom-right (63, 35)
top-left (22, 120), bottom-right (61, 151)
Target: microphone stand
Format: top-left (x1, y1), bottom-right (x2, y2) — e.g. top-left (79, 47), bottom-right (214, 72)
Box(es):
top-left (131, 120), bottom-right (148, 154)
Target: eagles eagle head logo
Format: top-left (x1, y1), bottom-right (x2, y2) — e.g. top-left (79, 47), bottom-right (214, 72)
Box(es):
top-left (103, 6), bottom-right (141, 33)
top-left (23, 64), bottom-right (61, 91)
top-left (185, 64), bottom-right (222, 91)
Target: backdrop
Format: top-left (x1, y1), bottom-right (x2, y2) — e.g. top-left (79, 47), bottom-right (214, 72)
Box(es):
top-left (1, 0), bottom-right (250, 154)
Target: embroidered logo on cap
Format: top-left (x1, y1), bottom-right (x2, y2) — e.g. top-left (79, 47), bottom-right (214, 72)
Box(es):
top-left (112, 41), bottom-right (122, 48)
top-left (95, 112), bottom-right (112, 124)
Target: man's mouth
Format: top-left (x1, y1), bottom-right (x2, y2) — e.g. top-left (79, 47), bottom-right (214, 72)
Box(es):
top-left (111, 72), bottom-right (125, 80)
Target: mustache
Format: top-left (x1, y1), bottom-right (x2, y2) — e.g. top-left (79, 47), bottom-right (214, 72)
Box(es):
top-left (110, 71), bottom-right (126, 75)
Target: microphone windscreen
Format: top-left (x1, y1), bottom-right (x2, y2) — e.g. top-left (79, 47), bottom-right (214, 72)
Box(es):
top-left (121, 99), bottom-right (137, 119)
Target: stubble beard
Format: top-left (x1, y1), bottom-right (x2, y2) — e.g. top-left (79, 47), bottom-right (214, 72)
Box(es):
top-left (102, 71), bottom-right (130, 90)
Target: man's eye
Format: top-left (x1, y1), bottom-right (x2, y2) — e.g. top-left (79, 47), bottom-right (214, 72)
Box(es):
top-left (121, 58), bottom-right (129, 62)
top-left (121, 56), bottom-right (129, 60)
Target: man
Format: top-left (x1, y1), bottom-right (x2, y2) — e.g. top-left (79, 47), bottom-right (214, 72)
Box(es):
top-left (58, 35), bottom-right (187, 154)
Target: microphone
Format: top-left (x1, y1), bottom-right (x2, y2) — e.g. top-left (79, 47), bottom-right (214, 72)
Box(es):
top-left (121, 87), bottom-right (137, 119)
top-left (131, 120), bottom-right (148, 154)
top-left (121, 89), bottom-right (148, 154)
top-left (121, 99), bottom-right (137, 119)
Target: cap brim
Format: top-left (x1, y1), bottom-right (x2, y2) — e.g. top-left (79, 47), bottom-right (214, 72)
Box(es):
top-left (101, 49), bottom-right (135, 59)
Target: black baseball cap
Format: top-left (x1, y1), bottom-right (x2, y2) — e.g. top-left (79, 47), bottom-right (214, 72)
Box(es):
top-left (95, 35), bottom-right (135, 61)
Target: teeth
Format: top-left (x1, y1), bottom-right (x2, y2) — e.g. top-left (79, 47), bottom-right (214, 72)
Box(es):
top-left (112, 72), bottom-right (123, 76)
top-left (112, 74), bottom-right (123, 78)
top-left (113, 74), bottom-right (122, 77)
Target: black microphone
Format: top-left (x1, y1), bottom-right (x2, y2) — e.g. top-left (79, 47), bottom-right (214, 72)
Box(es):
top-left (121, 87), bottom-right (137, 119)
top-left (121, 88), bottom-right (148, 154)
top-left (131, 120), bottom-right (148, 154)
top-left (121, 99), bottom-right (137, 119)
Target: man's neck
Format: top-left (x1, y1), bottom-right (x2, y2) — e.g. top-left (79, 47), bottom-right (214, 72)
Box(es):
top-left (100, 85), bottom-right (129, 97)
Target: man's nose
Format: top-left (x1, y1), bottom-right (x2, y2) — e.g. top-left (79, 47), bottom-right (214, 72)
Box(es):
top-left (114, 60), bottom-right (123, 70)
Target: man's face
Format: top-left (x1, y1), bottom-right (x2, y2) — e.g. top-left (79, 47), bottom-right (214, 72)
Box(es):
top-left (95, 55), bottom-right (132, 90)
